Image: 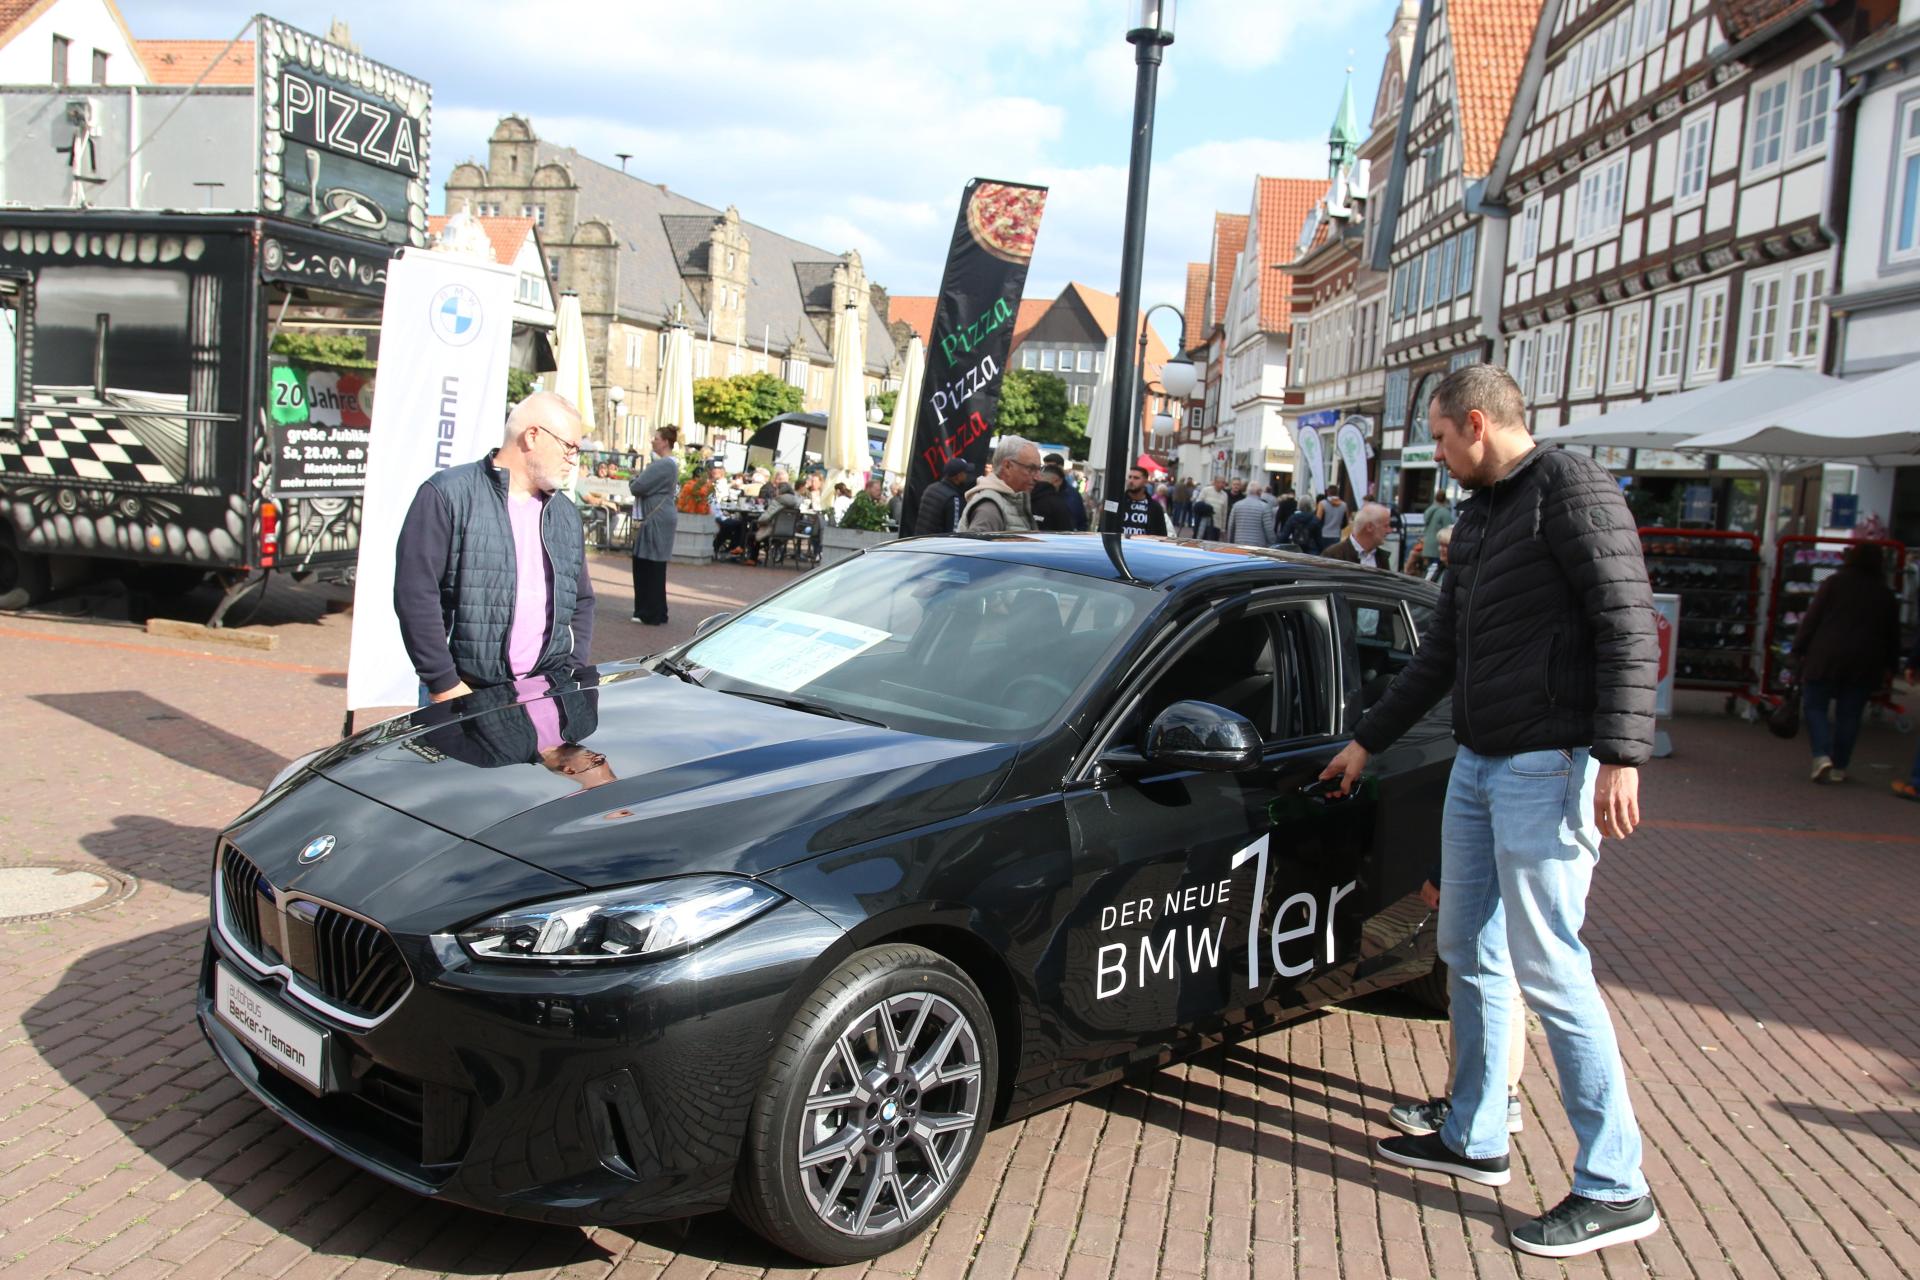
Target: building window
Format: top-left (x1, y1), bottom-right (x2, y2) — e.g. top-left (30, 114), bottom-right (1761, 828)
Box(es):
top-left (1040, 349), bottom-right (1055, 371)
top-left (1607, 303), bottom-right (1646, 393)
top-left (1094, 350), bottom-right (1105, 373)
top-left (1895, 100), bottom-right (1920, 263)
top-left (1021, 348), bottom-right (1036, 370)
top-left (1571, 313), bottom-right (1606, 396)
top-left (1519, 195), bottom-right (1542, 264)
top-left (1784, 263), bottom-right (1826, 363)
top-left (520, 204), bottom-right (546, 227)
top-left (1742, 273), bottom-right (1781, 367)
top-left (1690, 283), bottom-right (1727, 382)
top-left (1746, 74), bottom-right (1790, 174)
top-left (1575, 153), bottom-right (1627, 245)
top-left (1422, 245), bottom-right (1442, 309)
top-left (1407, 254), bottom-right (1425, 316)
top-left (1456, 226), bottom-right (1477, 298)
top-left (1676, 107), bottom-right (1712, 208)
top-left (1789, 58), bottom-right (1832, 160)
top-left (1632, 0), bottom-right (1671, 54)
top-left (627, 333), bottom-right (645, 367)
top-left (1507, 332), bottom-right (1537, 399)
top-left (1650, 292), bottom-right (1688, 385)
top-left (52, 34), bottom-right (70, 84)
top-left (546, 254), bottom-right (561, 281)
top-left (1535, 324), bottom-right (1565, 402)
top-left (91, 49), bottom-right (109, 84)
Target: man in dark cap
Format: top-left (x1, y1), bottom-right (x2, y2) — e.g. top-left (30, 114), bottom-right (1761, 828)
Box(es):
top-left (913, 458), bottom-right (974, 536)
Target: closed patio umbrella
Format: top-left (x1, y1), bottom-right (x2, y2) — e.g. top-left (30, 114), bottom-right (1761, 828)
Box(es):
top-left (551, 293), bottom-right (595, 501)
top-left (825, 304), bottom-right (867, 495)
top-left (1083, 332), bottom-right (1118, 507)
top-left (656, 322), bottom-right (696, 442)
top-left (881, 335), bottom-right (923, 483)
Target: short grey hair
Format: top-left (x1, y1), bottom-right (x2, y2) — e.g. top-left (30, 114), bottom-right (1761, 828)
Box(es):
top-left (1357, 502), bottom-right (1392, 531)
top-left (991, 435), bottom-right (1036, 470)
top-left (504, 391), bottom-right (583, 445)
top-left (1245, 481), bottom-right (1266, 497)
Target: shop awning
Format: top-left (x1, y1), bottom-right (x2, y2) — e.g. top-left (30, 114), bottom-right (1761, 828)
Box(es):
top-left (1676, 359), bottom-right (1920, 466)
top-left (1542, 368), bottom-right (1841, 452)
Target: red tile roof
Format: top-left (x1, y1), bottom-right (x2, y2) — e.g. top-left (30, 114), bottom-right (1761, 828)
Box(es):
top-left (1183, 262), bottom-right (1208, 352)
top-left (1721, 0), bottom-right (1814, 41)
top-left (0, 0), bottom-right (49, 46)
top-left (138, 39), bottom-right (256, 86)
top-left (1007, 298), bottom-right (1053, 351)
top-left (1254, 177), bottom-right (1324, 333)
top-left (887, 295), bottom-right (938, 345)
top-left (1210, 213), bottom-right (1249, 330)
top-left (427, 214), bottom-right (539, 269)
top-left (1450, 0), bottom-right (1544, 177)
top-left (1064, 283), bottom-right (1173, 368)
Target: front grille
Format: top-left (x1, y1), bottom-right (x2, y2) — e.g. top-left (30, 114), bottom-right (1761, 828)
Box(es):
top-left (217, 844), bottom-right (411, 1019)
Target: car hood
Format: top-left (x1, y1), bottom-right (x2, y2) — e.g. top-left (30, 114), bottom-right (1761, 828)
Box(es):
top-left (311, 669), bottom-right (1019, 887)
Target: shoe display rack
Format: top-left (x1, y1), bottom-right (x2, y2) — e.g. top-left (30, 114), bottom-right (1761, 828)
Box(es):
top-left (1763, 535), bottom-right (1909, 713)
top-left (1638, 527), bottom-right (1763, 695)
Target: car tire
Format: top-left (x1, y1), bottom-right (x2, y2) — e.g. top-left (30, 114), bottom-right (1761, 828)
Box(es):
top-left (1404, 959), bottom-right (1450, 1012)
top-left (732, 944), bottom-right (998, 1265)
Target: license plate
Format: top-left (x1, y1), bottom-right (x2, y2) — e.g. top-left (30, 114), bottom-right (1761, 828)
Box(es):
top-left (214, 964), bottom-right (325, 1091)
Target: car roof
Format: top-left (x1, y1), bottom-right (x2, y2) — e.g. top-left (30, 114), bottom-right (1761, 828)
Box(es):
top-left (875, 532), bottom-right (1429, 594)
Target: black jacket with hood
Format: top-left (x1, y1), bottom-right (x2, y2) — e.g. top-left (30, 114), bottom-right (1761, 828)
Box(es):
top-left (1353, 445), bottom-right (1657, 766)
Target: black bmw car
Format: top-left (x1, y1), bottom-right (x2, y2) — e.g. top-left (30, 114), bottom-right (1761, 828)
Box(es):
top-left (199, 534), bottom-right (1454, 1263)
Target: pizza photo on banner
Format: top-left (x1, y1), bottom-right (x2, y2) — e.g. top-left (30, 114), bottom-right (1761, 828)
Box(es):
top-left (900, 177), bottom-right (1048, 533)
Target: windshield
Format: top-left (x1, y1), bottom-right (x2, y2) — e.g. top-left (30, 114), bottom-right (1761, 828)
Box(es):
top-left (683, 550), bottom-right (1145, 741)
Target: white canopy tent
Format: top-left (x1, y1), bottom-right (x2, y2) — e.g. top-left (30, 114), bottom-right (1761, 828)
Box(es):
top-left (1677, 359), bottom-right (1920, 465)
top-left (1544, 368), bottom-right (1841, 453)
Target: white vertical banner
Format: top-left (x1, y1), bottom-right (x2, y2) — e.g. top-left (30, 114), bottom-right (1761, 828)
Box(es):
top-left (1335, 418), bottom-right (1371, 500)
top-left (1293, 425), bottom-right (1326, 499)
top-left (347, 250), bottom-right (516, 712)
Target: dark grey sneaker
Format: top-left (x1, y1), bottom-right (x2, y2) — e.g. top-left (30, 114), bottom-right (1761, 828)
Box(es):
top-left (1376, 1132), bottom-right (1511, 1186)
top-left (1386, 1097), bottom-right (1450, 1136)
top-left (1386, 1094), bottom-right (1523, 1136)
top-left (1509, 1193), bottom-right (1660, 1257)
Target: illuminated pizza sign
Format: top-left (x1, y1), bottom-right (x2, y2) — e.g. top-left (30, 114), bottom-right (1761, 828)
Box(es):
top-left (255, 17), bottom-right (431, 249)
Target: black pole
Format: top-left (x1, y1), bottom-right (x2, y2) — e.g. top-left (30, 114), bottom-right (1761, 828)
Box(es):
top-left (1133, 325), bottom-right (1150, 470)
top-left (1100, 34), bottom-right (1166, 534)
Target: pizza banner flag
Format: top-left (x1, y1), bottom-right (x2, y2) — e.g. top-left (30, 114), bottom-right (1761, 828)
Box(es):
top-left (901, 177), bottom-right (1048, 533)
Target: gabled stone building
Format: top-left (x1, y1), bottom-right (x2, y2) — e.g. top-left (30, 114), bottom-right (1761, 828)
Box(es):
top-left (445, 117), bottom-right (897, 447)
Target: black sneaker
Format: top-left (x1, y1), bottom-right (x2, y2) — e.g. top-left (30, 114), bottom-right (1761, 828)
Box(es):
top-left (1376, 1132), bottom-right (1510, 1186)
top-left (1509, 1193), bottom-right (1660, 1257)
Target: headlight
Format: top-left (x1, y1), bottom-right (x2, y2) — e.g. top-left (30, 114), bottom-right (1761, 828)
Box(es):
top-left (458, 875), bottom-right (784, 964)
top-left (267, 748), bottom-right (323, 794)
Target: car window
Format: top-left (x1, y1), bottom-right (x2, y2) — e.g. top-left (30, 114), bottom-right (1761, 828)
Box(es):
top-left (1336, 595), bottom-right (1418, 717)
top-left (683, 550), bottom-right (1144, 741)
top-left (1116, 598), bottom-right (1334, 748)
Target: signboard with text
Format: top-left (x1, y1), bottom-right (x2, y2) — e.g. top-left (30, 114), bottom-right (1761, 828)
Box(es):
top-left (901, 177), bottom-right (1048, 532)
top-left (255, 16), bottom-right (431, 248)
top-left (268, 355), bottom-right (375, 493)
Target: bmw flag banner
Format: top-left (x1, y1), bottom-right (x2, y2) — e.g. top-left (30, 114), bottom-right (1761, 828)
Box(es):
top-left (347, 249), bottom-right (516, 712)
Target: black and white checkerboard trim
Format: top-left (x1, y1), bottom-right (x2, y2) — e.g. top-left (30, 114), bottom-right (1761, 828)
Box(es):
top-left (0, 402), bottom-right (180, 487)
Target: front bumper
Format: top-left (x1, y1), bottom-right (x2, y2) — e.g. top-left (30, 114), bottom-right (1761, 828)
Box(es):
top-left (198, 896), bottom-right (843, 1226)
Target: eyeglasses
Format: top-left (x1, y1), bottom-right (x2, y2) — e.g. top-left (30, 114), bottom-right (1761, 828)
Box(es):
top-left (531, 425), bottom-right (581, 459)
top-left (1005, 459), bottom-right (1042, 474)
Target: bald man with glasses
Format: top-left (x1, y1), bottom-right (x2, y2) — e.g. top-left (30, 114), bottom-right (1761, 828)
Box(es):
top-left (394, 392), bottom-right (597, 704)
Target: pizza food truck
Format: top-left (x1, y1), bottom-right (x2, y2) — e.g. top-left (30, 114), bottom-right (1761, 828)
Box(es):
top-left (0, 17), bottom-right (431, 624)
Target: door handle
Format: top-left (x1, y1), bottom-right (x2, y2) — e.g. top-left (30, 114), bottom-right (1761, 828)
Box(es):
top-left (1298, 776), bottom-right (1359, 803)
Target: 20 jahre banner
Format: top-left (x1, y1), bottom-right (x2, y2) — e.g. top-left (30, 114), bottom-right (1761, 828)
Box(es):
top-left (901, 177), bottom-right (1048, 532)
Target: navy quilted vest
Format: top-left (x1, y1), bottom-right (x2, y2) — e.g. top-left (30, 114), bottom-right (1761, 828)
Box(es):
top-left (426, 452), bottom-right (585, 688)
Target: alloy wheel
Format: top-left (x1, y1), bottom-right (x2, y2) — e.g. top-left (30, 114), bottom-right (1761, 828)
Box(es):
top-left (795, 991), bottom-right (983, 1237)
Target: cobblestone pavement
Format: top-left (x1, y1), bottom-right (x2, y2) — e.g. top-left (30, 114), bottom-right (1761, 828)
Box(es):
top-left (2, 554), bottom-right (1918, 1279)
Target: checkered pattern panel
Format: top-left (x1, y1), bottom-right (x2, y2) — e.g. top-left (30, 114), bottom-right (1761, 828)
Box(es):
top-left (0, 399), bottom-right (180, 486)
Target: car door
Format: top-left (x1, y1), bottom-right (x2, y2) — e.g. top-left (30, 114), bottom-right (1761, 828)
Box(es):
top-left (1044, 589), bottom-right (1376, 1086)
top-left (1329, 590), bottom-right (1457, 994)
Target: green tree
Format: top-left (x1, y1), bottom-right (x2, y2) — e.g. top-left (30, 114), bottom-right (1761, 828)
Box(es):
top-left (506, 369), bottom-right (536, 405)
top-left (1063, 403), bottom-right (1091, 460)
top-left (997, 369), bottom-right (1070, 437)
top-left (269, 331), bottom-right (375, 368)
top-left (737, 371), bottom-right (804, 424)
top-left (873, 388), bottom-right (899, 423)
top-left (692, 376), bottom-right (760, 435)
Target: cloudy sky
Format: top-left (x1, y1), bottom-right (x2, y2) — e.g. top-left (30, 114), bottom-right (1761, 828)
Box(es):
top-left (123, 1), bottom-right (1400, 341)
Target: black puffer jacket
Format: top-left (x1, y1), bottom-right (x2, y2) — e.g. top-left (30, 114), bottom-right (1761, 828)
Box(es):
top-left (1353, 445), bottom-right (1657, 766)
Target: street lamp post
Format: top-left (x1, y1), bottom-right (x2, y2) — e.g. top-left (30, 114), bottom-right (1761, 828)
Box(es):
top-left (1133, 301), bottom-right (1196, 474)
top-left (606, 383), bottom-right (626, 450)
top-left (1100, 0), bottom-right (1177, 532)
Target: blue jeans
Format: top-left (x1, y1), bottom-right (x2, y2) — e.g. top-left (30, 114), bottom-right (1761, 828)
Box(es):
top-left (1802, 680), bottom-right (1872, 769)
top-left (1437, 745), bottom-right (1647, 1202)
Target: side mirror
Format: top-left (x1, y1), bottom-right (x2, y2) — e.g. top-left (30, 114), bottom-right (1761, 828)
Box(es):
top-left (1141, 700), bottom-right (1264, 772)
top-left (693, 611), bottom-right (732, 637)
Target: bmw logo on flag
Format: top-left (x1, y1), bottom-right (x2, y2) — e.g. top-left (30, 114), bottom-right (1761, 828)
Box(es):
top-left (429, 283), bottom-right (483, 347)
top-left (298, 835), bottom-right (336, 865)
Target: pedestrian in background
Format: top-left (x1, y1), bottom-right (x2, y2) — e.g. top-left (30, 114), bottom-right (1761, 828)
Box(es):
top-left (1324, 502), bottom-right (1392, 568)
top-left (1271, 490), bottom-right (1299, 543)
top-left (1316, 490), bottom-right (1348, 552)
top-left (394, 391), bottom-right (595, 703)
top-left (1225, 481), bottom-right (1277, 547)
top-left (628, 426), bottom-right (680, 626)
top-left (1172, 477), bottom-right (1194, 535)
top-left (1321, 363), bottom-right (1660, 1259)
top-left (1045, 453), bottom-right (1089, 530)
top-left (1791, 541), bottom-right (1900, 784)
top-left (1116, 465), bottom-right (1168, 537)
top-left (1030, 463), bottom-right (1076, 531)
top-left (914, 458), bottom-right (973, 536)
top-left (960, 436), bottom-right (1041, 532)
top-left (1895, 617), bottom-right (1920, 802)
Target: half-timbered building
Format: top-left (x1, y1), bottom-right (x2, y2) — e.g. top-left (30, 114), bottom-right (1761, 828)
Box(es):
top-left (1372, 0), bottom-right (1545, 511)
top-left (1221, 176), bottom-right (1322, 482)
top-left (1486, 0), bottom-right (1898, 527)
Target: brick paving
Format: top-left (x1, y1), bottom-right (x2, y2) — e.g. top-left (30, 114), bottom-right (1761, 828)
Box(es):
top-left (1, 553), bottom-right (1917, 1278)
